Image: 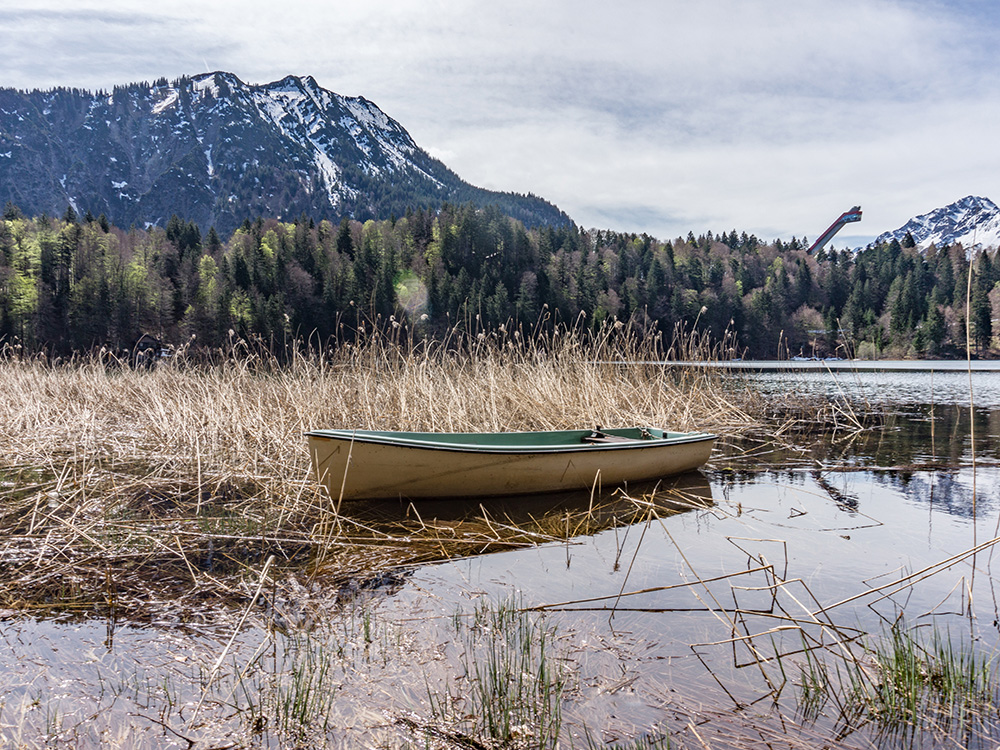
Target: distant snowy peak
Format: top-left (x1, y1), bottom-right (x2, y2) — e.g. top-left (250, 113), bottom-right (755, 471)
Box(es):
top-left (875, 195), bottom-right (1000, 250)
top-left (249, 73), bottom-right (419, 160)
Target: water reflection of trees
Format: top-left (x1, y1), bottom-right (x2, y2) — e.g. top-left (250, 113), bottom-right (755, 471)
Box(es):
top-left (717, 464), bottom-right (995, 521)
top-left (722, 404), bottom-right (1000, 470)
top-left (718, 404), bottom-right (1000, 520)
top-left (878, 469), bottom-right (994, 520)
top-left (829, 404), bottom-right (1000, 467)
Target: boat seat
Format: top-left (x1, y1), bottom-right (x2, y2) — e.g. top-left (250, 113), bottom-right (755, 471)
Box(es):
top-left (582, 431), bottom-right (635, 444)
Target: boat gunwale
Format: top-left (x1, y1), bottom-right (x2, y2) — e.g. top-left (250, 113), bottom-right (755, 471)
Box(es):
top-left (304, 428), bottom-right (717, 455)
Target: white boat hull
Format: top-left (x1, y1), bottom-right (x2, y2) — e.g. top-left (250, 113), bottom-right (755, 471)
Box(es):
top-left (306, 428), bottom-right (715, 501)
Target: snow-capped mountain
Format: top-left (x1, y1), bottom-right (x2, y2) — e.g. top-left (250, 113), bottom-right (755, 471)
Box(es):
top-left (0, 72), bottom-right (568, 233)
top-left (874, 195), bottom-right (1000, 250)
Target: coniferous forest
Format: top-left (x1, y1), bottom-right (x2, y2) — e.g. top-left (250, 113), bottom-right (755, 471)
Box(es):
top-left (0, 200), bottom-right (996, 359)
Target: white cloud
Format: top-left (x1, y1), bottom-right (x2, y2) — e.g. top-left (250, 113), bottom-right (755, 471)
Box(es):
top-left (4, 0), bottom-right (999, 243)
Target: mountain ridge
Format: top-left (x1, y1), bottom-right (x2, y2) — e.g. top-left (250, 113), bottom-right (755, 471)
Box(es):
top-left (0, 72), bottom-right (570, 234)
top-left (873, 195), bottom-right (1000, 250)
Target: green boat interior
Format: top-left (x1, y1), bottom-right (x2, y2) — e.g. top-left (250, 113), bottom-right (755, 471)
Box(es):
top-left (307, 427), bottom-right (715, 449)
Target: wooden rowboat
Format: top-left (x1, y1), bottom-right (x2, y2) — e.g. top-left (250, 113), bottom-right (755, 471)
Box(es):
top-left (306, 427), bottom-right (716, 502)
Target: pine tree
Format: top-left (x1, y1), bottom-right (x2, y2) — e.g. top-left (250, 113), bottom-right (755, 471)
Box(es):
top-left (972, 284), bottom-right (992, 353)
top-left (336, 218), bottom-right (355, 259)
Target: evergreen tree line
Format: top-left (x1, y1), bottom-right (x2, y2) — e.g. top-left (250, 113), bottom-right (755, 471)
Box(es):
top-left (1, 200), bottom-right (997, 359)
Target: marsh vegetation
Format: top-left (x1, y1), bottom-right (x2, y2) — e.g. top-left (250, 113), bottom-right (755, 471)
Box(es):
top-left (0, 324), bottom-right (767, 618)
top-left (1, 326), bottom-right (998, 748)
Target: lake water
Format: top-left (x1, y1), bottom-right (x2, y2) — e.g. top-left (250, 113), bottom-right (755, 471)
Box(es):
top-left (725, 358), bottom-right (1000, 410)
top-left (4, 361), bottom-right (1000, 748)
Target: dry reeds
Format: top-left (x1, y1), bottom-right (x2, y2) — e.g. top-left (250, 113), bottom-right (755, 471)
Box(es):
top-left (0, 323), bottom-right (825, 619)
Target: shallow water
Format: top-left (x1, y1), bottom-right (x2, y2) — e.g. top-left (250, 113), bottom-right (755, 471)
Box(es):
top-left (9, 459), bottom-right (994, 746)
top-left (5, 363), bottom-right (1000, 747)
top-left (726, 358), bottom-right (1000, 409)
top-left (405, 463), bottom-right (1000, 739)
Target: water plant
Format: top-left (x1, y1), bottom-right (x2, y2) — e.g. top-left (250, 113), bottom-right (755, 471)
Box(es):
top-left (797, 622), bottom-right (1000, 746)
top-left (420, 596), bottom-right (567, 748)
top-left (583, 728), bottom-right (671, 749)
top-left (235, 631), bottom-right (340, 740)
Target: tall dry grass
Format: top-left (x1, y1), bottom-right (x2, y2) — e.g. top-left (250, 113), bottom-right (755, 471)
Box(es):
top-left (0, 323), bottom-right (792, 617)
top-left (3, 325), bottom-right (753, 470)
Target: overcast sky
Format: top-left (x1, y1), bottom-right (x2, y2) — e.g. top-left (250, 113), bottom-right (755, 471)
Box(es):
top-left (4, 0), bottom-right (999, 246)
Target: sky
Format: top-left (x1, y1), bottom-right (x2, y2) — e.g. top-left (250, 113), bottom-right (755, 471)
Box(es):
top-left (3, 0), bottom-right (999, 247)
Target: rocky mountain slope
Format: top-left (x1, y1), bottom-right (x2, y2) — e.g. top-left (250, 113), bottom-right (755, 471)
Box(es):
top-left (0, 72), bottom-right (569, 234)
top-left (874, 195), bottom-right (1000, 250)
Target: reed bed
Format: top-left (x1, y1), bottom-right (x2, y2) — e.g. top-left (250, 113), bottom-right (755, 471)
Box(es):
top-left (0, 323), bottom-right (842, 620)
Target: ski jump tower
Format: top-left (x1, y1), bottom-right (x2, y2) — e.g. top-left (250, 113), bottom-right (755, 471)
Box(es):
top-left (808, 206), bottom-right (862, 253)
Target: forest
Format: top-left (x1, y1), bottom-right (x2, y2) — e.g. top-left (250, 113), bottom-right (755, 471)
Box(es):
top-left (0, 200), bottom-right (996, 359)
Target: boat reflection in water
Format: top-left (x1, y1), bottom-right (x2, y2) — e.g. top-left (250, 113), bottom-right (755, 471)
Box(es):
top-left (343, 471), bottom-right (713, 544)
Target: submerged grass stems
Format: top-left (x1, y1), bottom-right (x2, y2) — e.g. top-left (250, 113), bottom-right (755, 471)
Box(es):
top-left (584, 732), bottom-right (671, 750)
top-left (419, 596), bottom-right (566, 748)
top-left (226, 625), bottom-right (347, 741)
top-left (796, 621), bottom-right (1000, 746)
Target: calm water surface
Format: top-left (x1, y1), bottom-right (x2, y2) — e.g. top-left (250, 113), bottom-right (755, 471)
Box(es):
top-left (5, 361), bottom-right (1000, 747)
top-left (726, 358), bottom-right (1000, 408)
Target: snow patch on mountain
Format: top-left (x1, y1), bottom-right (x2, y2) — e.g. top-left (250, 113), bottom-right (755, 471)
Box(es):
top-left (151, 89), bottom-right (178, 115)
top-left (192, 75), bottom-right (220, 98)
top-left (246, 78), bottom-right (349, 206)
top-left (226, 73), bottom-right (449, 202)
top-left (875, 196), bottom-right (1000, 250)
